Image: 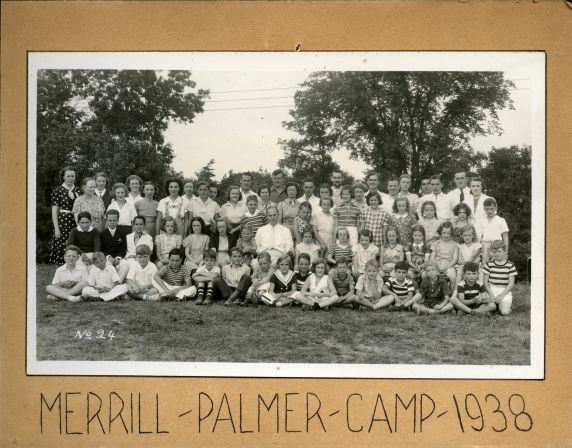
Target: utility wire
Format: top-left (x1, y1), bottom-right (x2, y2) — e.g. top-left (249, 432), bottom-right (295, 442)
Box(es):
top-left (203, 105), bottom-right (294, 112)
top-left (204, 95), bottom-right (294, 103)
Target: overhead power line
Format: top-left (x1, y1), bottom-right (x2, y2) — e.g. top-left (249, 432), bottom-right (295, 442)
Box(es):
top-left (203, 104), bottom-right (294, 112)
top-left (209, 86), bottom-right (300, 94)
top-left (205, 95), bottom-right (294, 103)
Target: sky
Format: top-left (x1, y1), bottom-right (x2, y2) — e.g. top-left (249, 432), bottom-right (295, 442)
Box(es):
top-left (164, 70), bottom-right (531, 180)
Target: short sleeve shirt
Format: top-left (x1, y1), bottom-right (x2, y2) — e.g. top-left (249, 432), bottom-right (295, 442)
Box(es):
top-left (330, 271), bottom-right (354, 296)
top-left (158, 264), bottom-right (191, 286)
top-left (457, 280), bottom-right (486, 300)
top-left (126, 262), bottom-right (158, 285)
top-left (52, 264), bottom-right (88, 285)
top-left (355, 274), bottom-right (384, 298)
top-left (88, 264), bottom-right (119, 289)
top-left (418, 276), bottom-right (451, 306)
top-left (483, 260), bottom-right (517, 287)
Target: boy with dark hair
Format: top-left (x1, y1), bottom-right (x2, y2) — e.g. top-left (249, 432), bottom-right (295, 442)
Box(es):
top-left (450, 261), bottom-right (496, 315)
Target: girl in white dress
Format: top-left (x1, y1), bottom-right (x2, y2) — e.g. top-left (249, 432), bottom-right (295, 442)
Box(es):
top-left (292, 259), bottom-right (338, 310)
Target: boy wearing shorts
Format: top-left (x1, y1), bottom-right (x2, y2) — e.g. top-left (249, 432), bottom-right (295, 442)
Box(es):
top-left (383, 261), bottom-right (416, 310)
top-left (483, 240), bottom-right (517, 315)
top-left (192, 249), bottom-right (221, 305)
top-left (451, 262), bottom-right (497, 315)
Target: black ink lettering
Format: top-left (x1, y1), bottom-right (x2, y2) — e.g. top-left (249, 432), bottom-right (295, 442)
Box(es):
top-left (395, 394), bottom-right (416, 433)
top-left (198, 392), bottom-right (214, 433)
top-left (87, 392), bottom-right (105, 434)
top-left (368, 394), bottom-right (392, 433)
top-left (239, 394), bottom-right (253, 433)
top-left (130, 393), bottom-right (134, 434)
top-left (508, 394), bottom-right (533, 432)
top-left (465, 394), bottom-right (484, 432)
top-left (64, 392), bottom-right (83, 435)
top-left (257, 394), bottom-right (279, 433)
top-left (306, 393), bottom-right (326, 432)
top-left (213, 393), bottom-right (236, 433)
top-left (109, 392), bottom-right (129, 434)
top-left (40, 393), bottom-right (62, 435)
top-left (285, 393), bottom-right (302, 433)
top-left (485, 393), bottom-right (507, 432)
top-left (138, 393), bottom-right (151, 434)
top-left (419, 394), bottom-right (435, 433)
top-left (346, 393), bottom-right (363, 433)
top-left (156, 394), bottom-right (169, 434)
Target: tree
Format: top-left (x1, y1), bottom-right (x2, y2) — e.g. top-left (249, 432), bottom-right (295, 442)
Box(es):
top-left (36, 69), bottom-right (208, 261)
top-left (194, 159), bottom-right (217, 183)
top-left (280, 71), bottom-right (512, 186)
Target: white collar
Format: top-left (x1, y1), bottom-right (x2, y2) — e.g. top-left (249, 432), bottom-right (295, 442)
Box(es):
top-left (96, 188), bottom-right (106, 195)
top-left (77, 225), bottom-right (94, 232)
top-left (62, 183), bottom-right (75, 190)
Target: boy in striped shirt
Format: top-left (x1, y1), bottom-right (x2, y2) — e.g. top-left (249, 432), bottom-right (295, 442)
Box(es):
top-left (450, 262), bottom-right (496, 315)
top-left (240, 195), bottom-right (268, 236)
top-left (382, 261), bottom-right (416, 310)
top-left (153, 248), bottom-right (197, 301)
top-left (483, 240), bottom-right (517, 315)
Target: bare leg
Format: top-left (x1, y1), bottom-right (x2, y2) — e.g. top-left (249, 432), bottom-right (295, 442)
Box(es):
top-left (372, 295), bottom-right (395, 310)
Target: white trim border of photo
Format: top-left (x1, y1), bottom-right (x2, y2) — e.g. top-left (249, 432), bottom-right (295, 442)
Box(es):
top-left (27, 51), bottom-right (545, 378)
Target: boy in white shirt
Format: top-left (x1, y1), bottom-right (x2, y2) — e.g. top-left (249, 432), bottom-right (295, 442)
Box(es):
top-left (81, 252), bottom-right (128, 302)
top-left (475, 198), bottom-right (509, 264)
top-left (125, 245), bottom-right (159, 301)
top-left (46, 245), bottom-right (88, 302)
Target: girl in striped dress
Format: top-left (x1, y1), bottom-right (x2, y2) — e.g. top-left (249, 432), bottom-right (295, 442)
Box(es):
top-left (333, 185), bottom-right (361, 247)
top-left (326, 227), bottom-right (353, 271)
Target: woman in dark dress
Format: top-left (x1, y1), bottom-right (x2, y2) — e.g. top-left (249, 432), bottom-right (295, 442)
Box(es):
top-left (48, 166), bottom-right (81, 265)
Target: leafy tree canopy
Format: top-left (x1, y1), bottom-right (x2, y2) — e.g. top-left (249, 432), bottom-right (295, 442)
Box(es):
top-left (280, 71), bottom-right (513, 187)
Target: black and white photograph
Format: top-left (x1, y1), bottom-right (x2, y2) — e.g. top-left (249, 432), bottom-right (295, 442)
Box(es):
top-left (27, 52), bottom-right (545, 378)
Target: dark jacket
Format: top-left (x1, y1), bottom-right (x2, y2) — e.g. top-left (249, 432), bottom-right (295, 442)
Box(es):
top-left (100, 227), bottom-right (128, 258)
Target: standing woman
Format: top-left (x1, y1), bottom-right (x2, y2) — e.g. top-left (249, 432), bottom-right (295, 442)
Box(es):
top-left (257, 185), bottom-right (276, 216)
top-left (125, 174), bottom-right (144, 206)
top-left (220, 185), bottom-right (246, 237)
top-left (72, 177), bottom-right (106, 232)
top-left (135, 181), bottom-right (159, 237)
top-left (465, 177), bottom-right (491, 221)
top-left (49, 166), bottom-right (81, 265)
top-left (156, 178), bottom-right (185, 236)
top-left (277, 182), bottom-right (300, 239)
top-left (94, 172), bottom-right (112, 210)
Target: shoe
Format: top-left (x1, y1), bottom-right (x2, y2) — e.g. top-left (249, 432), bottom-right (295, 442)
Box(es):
top-left (160, 293), bottom-right (170, 301)
top-left (46, 294), bottom-right (57, 301)
top-left (145, 294), bottom-right (160, 301)
top-left (67, 295), bottom-right (81, 302)
top-left (224, 299), bottom-right (233, 306)
top-left (196, 294), bottom-right (204, 305)
top-left (312, 302), bottom-right (320, 310)
top-left (203, 296), bottom-right (213, 306)
top-left (233, 298), bottom-right (242, 305)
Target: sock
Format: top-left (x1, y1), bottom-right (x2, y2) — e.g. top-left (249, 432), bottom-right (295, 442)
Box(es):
top-left (205, 288), bottom-right (213, 298)
top-left (197, 287), bottom-right (205, 296)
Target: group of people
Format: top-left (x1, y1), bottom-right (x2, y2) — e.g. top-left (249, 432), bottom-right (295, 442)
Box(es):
top-left (45, 166), bottom-right (517, 315)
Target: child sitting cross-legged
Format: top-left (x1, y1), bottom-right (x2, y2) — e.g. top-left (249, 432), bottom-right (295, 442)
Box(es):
top-left (276, 253), bottom-right (311, 307)
top-left (244, 251), bottom-right (274, 305)
top-left (411, 261), bottom-right (455, 315)
top-left (81, 252), bottom-right (128, 302)
top-left (353, 259), bottom-right (386, 310)
top-left (192, 249), bottom-right (221, 306)
top-left (291, 258), bottom-right (338, 310)
top-left (382, 261), bottom-right (417, 311)
top-left (450, 262), bottom-right (496, 315)
top-left (153, 248), bottom-right (197, 301)
top-left (45, 245), bottom-right (89, 302)
top-left (214, 246), bottom-right (252, 306)
top-left (328, 256), bottom-right (356, 307)
top-left (125, 245), bottom-right (160, 301)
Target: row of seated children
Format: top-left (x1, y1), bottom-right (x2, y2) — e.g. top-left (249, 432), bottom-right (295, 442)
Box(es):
top-left (46, 239), bottom-right (515, 317)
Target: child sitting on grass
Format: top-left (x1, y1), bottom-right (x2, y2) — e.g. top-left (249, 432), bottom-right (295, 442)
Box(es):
top-left (352, 229), bottom-right (380, 280)
top-left (81, 252), bottom-right (128, 302)
top-left (483, 240), bottom-right (517, 316)
top-left (265, 254), bottom-right (297, 306)
top-left (45, 245), bottom-right (88, 302)
top-left (276, 253), bottom-right (312, 307)
top-left (382, 261), bottom-right (417, 310)
top-left (328, 256), bottom-right (356, 307)
top-left (125, 245), bottom-right (159, 301)
top-left (292, 258), bottom-right (338, 310)
top-left (153, 248), bottom-right (197, 301)
top-left (192, 249), bottom-right (221, 306)
top-left (245, 251), bottom-right (274, 305)
top-left (450, 262), bottom-right (496, 315)
top-left (214, 246), bottom-right (252, 306)
top-left (411, 261), bottom-right (454, 315)
top-left (353, 259), bottom-right (385, 310)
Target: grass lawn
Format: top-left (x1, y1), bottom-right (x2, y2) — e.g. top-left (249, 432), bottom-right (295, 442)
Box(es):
top-left (35, 264), bottom-right (530, 365)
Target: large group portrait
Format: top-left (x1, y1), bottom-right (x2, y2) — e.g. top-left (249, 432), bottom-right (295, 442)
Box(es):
top-left (27, 51), bottom-right (544, 378)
